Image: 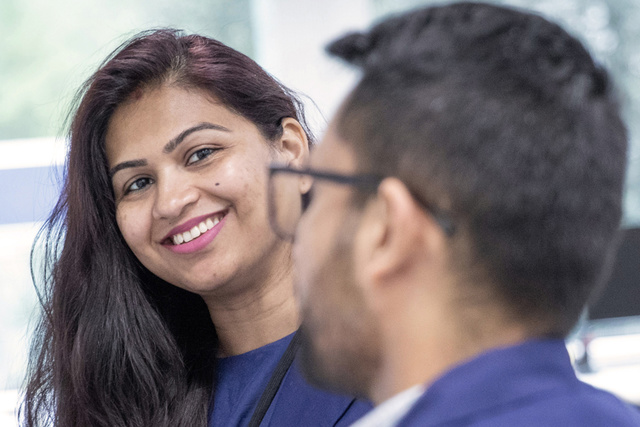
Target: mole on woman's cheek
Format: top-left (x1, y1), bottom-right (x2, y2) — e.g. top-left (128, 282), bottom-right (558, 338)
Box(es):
top-left (215, 182), bottom-right (220, 186)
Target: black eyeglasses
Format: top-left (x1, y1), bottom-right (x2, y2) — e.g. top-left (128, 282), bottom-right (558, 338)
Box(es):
top-left (267, 164), bottom-right (455, 241)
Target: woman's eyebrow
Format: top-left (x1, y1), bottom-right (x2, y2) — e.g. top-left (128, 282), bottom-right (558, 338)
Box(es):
top-left (109, 122), bottom-right (231, 179)
top-left (163, 122), bottom-right (231, 154)
top-left (109, 159), bottom-right (147, 179)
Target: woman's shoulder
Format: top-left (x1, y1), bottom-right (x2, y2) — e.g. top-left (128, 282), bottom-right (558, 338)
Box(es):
top-left (262, 357), bottom-right (373, 426)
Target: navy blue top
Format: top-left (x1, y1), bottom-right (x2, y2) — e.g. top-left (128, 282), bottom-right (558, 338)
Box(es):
top-left (209, 332), bottom-right (371, 427)
top-left (397, 339), bottom-right (640, 426)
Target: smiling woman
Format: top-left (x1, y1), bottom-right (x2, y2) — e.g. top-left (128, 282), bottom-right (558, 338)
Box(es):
top-left (21, 29), bottom-right (370, 427)
top-left (105, 87), bottom-right (294, 297)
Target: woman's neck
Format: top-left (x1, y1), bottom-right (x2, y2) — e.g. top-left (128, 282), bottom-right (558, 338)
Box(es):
top-left (202, 260), bottom-right (300, 357)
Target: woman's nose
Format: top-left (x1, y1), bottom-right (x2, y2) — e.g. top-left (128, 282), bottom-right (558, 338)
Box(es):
top-left (152, 175), bottom-right (199, 220)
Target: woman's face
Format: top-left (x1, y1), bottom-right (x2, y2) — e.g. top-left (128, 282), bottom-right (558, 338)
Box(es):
top-left (106, 85), bottom-right (301, 297)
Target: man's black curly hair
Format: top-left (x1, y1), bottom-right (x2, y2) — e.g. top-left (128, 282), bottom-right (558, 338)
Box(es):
top-left (327, 2), bottom-right (628, 337)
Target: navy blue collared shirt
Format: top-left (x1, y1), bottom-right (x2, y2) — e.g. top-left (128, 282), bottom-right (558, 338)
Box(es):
top-left (397, 339), bottom-right (640, 426)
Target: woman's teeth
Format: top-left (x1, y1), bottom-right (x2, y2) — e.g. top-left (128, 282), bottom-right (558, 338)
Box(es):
top-left (172, 217), bottom-right (220, 245)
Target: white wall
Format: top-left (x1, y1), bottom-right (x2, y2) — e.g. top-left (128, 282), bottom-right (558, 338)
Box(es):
top-left (251, 0), bottom-right (373, 138)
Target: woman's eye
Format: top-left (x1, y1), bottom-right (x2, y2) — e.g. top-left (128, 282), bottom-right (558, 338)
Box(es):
top-left (125, 177), bottom-right (153, 194)
top-left (187, 148), bottom-right (216, 165)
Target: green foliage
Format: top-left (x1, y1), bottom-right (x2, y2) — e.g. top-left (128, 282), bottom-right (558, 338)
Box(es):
top-left (0, 0), bottom-right (252, 139)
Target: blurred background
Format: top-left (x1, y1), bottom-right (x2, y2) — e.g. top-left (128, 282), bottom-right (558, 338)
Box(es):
top-left (1, 0), bottom-right (639, 424)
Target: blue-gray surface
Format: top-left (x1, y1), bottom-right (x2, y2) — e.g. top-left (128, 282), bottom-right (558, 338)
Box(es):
top-left (0, 165), bottom-right (64, 225)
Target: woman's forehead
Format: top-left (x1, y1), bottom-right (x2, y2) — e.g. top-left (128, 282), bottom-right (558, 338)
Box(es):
top-left (104, 86), bottom-right (250, 161)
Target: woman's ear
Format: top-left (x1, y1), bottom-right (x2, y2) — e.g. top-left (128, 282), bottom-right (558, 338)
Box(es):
top-left (277, 118), bottom-right (309, 168)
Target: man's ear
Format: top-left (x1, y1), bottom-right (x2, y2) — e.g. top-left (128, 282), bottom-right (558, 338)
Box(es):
top-left (356, 177), bottom-right (446, 287)
top-left (276, 118), bottom-right (309, 168)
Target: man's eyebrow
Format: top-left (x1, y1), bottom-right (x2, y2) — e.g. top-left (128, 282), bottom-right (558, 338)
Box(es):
top-left (109, 159), bottom-right (148, 179)
top-left (163, 122), bottom-right (231, 154)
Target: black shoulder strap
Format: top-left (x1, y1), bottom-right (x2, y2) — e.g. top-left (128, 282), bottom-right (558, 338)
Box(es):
top-left (247, 331), bottom-right (302, 427)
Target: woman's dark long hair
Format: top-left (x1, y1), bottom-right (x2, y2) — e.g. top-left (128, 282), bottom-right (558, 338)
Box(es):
top-left (21, 29), bottom-right (311, 427)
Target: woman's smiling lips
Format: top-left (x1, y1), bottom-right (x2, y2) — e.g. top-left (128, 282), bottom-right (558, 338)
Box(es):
top-left (162, 210), bottom-right (228, 254)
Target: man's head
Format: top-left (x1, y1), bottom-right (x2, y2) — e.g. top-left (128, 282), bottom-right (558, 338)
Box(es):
top-left (288, 2), bottom-right (627, 401)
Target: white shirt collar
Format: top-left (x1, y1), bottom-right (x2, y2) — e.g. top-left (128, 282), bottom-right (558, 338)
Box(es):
top-left (350, 384), bottom-right (425, 427)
